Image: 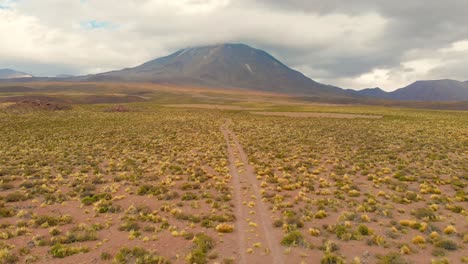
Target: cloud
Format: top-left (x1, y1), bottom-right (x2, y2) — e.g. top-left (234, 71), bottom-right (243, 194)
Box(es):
top-left (0, 0), bottom-right (467, 90)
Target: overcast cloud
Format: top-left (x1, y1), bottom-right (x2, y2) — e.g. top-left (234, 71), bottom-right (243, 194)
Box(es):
top-left (0, 0), bottom-right (467, 90)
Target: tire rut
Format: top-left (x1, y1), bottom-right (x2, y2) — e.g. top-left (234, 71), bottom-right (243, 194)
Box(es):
top-left (221, 119), bottom-right (284, 264)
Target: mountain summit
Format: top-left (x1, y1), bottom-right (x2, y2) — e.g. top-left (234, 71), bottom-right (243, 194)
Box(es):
top-left (90, 43), bottom-right (346, 96)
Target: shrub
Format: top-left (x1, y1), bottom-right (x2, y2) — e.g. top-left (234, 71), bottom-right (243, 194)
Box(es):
top-left (186, 249), bottom-right (207, 264)
top-left (443, 225), bottom-right (456, 235)
top-left (0, 205), bottom-right (15, 218)
top-left (315, 210), bottom-right (328, 219)
top-left (34, 215), bottom-right (72, 227)
top-left (215, 224), bottom-right (234, 233)
top-left (101, 252), bottom-right (112, 260)
top-left (53, 225), bottom-right (98, 244)
top-left (95, 201), bottom-right (121, 214)
top-left (321, 253), bottom-right (345, 264)
top-left (377, 252), bottom-right (408, 264)
top-left (435, 239), bottom-right (458, 251)
top-left (0, 248), bottom-right (18, 263)
top-left (309, 228), bottom-right (321, 236)
top-left (400, 245), bottom-right (411, 255)
top-left (357, 225), bottom-right (370, 236)
top-left (414, 208), bottom-right (437, 220)
top-left (136, 185), bottom-right (168, 196)
top-left (114, 247), bottom-right (169, 264)
top-left (348, 190), bottom-right (361, 197)
top-left (182, 192), bottom-right (199, 201)
top-left (412, 235), bottom-right (426, 245)
top-left (335, 225), bottom-right (348, 240)
top-left (432, 248), bottom-right (446, 257)
top-left (119, 220), bottom-right (140, 232)
top-left (187, 234), bottom-right (214, 264)
top-left (50, 244), bottom-right (89, 258)
top-left (273, 219), bottom-right (283, 228)
top-left (281, 231), bottom-right (306, 247)
top-left (193, 234), bottom-right (214, 253)
top-left (4, 192), bottom-right (28, 202)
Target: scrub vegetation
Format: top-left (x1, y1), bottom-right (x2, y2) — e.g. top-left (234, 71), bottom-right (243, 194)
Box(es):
top-left (0, 88), bottom-right (466, 263)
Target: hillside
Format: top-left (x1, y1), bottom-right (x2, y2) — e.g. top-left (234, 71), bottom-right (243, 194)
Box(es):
top-left (88, 44), bottom-right (349, 97)
top-left (355, 79), bottom-right (468, 102)
top-left (389, 79), bottom-right (468, 101)
top-left (0, 69), bottom-right (33, 79)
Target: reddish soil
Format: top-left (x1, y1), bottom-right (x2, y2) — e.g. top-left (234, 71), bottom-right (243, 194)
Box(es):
top-left (7, 99), bottom-right (71, 111)
top-left (221, 119), bottom-right (285, 264)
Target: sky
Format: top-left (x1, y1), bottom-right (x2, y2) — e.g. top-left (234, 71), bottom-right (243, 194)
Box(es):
top-left (1, 0), bottom-right (467, 91)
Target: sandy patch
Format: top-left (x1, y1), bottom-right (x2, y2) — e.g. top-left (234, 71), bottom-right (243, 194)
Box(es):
top-left (0, 102), bottom-right (15, 108)
top-left (250, 111), bottom-right (383, 119)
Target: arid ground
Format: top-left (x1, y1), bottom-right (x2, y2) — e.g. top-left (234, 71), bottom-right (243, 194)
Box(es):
top-left (0, 83), bottom-right (467, 264)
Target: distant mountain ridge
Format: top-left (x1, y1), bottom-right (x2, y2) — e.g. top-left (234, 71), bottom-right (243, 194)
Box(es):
top-left (355, 79), bottom-right (468, 101)
top-left (0, 69), bottom-right (33, 79)
top-left (348, 87), bottom-right (388, 98)
top-left (1, 44), bottom-right (467, 102)
top-left (87, 43), bottom-right (350, 97)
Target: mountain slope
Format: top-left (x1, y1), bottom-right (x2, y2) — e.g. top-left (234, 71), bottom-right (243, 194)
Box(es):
top-left (390, 79), bottom-right (468, 101)
top-left (348, 87), bottom-right (389, 98)
top-left (355, 79), bottom-right (468, 101)
top-left (89, 43), bottom-right (348, 96)
top-left (0, 69), bottom-right (33, 79)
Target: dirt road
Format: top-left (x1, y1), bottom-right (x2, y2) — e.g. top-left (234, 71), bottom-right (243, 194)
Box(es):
top-left (221, 119), bottom-right (284, 264)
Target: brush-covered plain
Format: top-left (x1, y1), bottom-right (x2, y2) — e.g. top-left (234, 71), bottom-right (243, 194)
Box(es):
top-left (0, 101), bottom-right (467, 264)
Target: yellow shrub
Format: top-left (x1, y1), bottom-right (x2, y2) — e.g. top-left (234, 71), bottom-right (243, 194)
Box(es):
top-left (309, 228), bottom-right (320, 236)
top-left (443, 225), bottom-right (457, 234)
top-left (400, 245), bottom-right (411, 255)
top-left (430, 232), bottom-right (439, 240)
top-left (361, 214), bottom-right (370, 222)
top-left (315, 210), bottom-right (328, 219)
top-left (215, 223), bottom-right (234, 233)
top-left (412, 235), bottom-right (426, 244)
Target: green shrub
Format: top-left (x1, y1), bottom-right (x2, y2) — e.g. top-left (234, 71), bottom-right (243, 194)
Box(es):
top-left (4, 192), bottom-right (28, 202)
top-left (435, 239), bottom-right (458, 251)
top-left (114, 247), bottom-right (169, 264)
top-left (186, 249), bottom-right (207, 264)
top-left (334, 225), bottom-right (350, 240)
top-left (281, 231), bottom-right (306, 247)
top-left (273, 219), bottom-right (284, 228)
top-left (0, 205), bottom-right (15, 217)
top-left (193, 234), bottom-right (214, 253)
top-left (53, 225), bottom-right (98, 244)
top-left (81, 193), bottom-right (112, 206)
top-left (34, 215), bottom-right (72, 227)
top-left (321, 253), bottom-right (345, 264)
top-left (186, 234), bottom-right (214, 264)
top-left (0, 248), bottom-right (18, 263)
top-left (136, 185), bottom-right (168, 196)
top-left (357, 224), bottom-right (370, 236)
top-left (50, 244), bottom-right (89, 258)
top-left (181, 192), bottom-right (199, 201)
top-left (377, 252), bottom-right (408, 264)
top-left (119, 220), bottom-right (140, 232)
top-left (100, 252), bottom-right (112, 260)
top-left (414, 208), bottom-right (437, 220)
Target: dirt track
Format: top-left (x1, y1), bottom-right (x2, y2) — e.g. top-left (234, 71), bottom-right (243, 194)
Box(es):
top-left (221, 120), bottom-right (284, 264)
